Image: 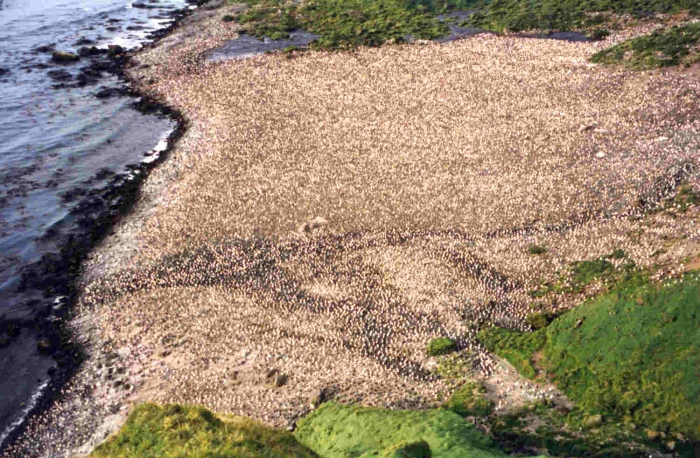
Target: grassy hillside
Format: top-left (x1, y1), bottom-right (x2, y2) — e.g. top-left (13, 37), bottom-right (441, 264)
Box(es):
top-left (92, 402), bottom-right (530, 458)
top-left (294, 402), bottom-right (511, 458)
top-left (480, 273), bottom-right (700, 443)
top-left (592, 22), bottom-right (700, 69)
top-left (470, 0), bottom-right (698, 34)
top-left (90, 404), bottom-right (317, 458)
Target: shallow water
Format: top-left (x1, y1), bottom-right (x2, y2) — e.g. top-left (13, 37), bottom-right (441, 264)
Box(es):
top-left (0, 0), bottom-right (186, 447)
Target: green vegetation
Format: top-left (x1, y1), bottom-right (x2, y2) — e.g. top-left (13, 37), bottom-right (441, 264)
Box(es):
top-left (469, 0), bottom-right (698, 35)
top-left (528, 244), bottom-right (547, 255)
top-left (525, 311), bottom-right (555, 329)
top-left (488, 401), bottom-right (671, 457)
top-left (478, 327), bottom-right (545, 379)
top-left (426, 337), bottom-right (458, 356)
top-left (233, 0), bottom-right (471, 48)
top-left (592, 22), bottom-right (700, 69)
top-left (90, 403), bottom-right (317, 457)
top-left (528, 250), bottom-right (638, 299)
top-left (480, 273), bottom-right (700, 443)
top-left (294, 402), bottom-right (510, 457)
top-left (443, 382), bottom-right (495, 417)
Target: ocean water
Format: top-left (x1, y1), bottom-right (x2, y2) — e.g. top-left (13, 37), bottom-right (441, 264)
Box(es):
top-left (0, 0), bottom-right (186, 448)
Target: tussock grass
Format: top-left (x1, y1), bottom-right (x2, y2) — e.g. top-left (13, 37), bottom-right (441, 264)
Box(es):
top-left (90, 404), bottom-right (317, 458)
top-left (294, 402), bottom-right (510, 457)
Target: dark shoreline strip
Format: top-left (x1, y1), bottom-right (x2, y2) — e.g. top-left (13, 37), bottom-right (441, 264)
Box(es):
top-left (0, 0), bottom-right (205, 451)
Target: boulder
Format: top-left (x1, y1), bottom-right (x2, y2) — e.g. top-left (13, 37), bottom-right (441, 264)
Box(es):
top-left (33, 44), bottom-right (55, 53)
top-left (51, 51), bottom-right (80, 63)
top-left (47, 69), bottom-right (73, 82)
top-left (108, 44), bottom-right (125, 57)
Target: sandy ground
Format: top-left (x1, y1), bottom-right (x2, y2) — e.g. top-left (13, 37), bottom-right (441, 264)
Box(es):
top-left (5, 5), bottom-right (700, 457)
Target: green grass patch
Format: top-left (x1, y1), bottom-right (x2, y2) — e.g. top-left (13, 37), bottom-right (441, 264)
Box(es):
top-left (468, 0), bottom-right (698, 35)
top-left (427, 337), bottom-right (458, 356)
top-left (592, 23), bottom-right (700, 69)
top-left (443, 381), bottom-right (495, 417)
top-left (525, 311), bottom-right (555, 330)
top-left (528, 244), bottom-right (547, 255)
top-left (294, 402), bottom-right (511, 457)
top-left (528, 250), bottom-right (639, 300)
top-left (233, 0), bottom-right (471, 48)
top-left (90, 403), bottom-right (317, 458)
top-left (481, 273), bottom-right (700, 443)
top-left (478, 327), bottom-right (546, 379)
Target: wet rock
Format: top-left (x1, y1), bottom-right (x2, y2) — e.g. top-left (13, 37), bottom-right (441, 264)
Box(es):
top-left (583, 414), bottom-right (603, 428)
top-left (33, 44), bottom-right (55, 53)
top-left (76, 72), bottom-right (99, 87)
top-left (47, 69), bottom-right (73, 82)
top-left (78, 46), bottom-right (105, 57)
top-left (107, 45), bottom-right (125, 57)
top-left (132, 2), bottom-right (157, 8)
top-left (105, 26), bottom-right (120, 32)
top-left (74, 37), bottom-right (95, 46)
top-left (127, 25), bottom-right (147, 31)
top-left (51, 51), bottom-right (80, 63)
top-left (0, 67), bottom-right (8, 76)
top-left (106, 18), bottom-right (122, 23)
top-left (37, 338), bottom-right (55, 354)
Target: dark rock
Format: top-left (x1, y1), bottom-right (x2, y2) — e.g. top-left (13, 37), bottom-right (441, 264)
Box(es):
top-left (0, 67), bottom-right (8, 76)
top-left (106, 18), bottom-right (122, 23)
top-left (105, 26), bottom-right (120, 32)
top-left (37, 338), bottom-right (55, 354)
top-left (132, 2), bottom-right (156, 8)
top-left (78, 46), bottom-right (105, 57)
top-left (51, 51), bottom-right (80, 63)
top-left (107, 44), bottom-right (125, 57)
top-left (33, 44), bottom-right (55, 53)
top-left (81, 67), bottom-right (103, 78)
top-left (76, 73), bottom-right (99, 87)
top-left (47, 69), bottom-right (73, 82)
top-left (126, 25), bottom-right (147, 31)
top-left (74, 37), bottom-right (95, 46)
top-left (95, 87), bottom-right (126, 99)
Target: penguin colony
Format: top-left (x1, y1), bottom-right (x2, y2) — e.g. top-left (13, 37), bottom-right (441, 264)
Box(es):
top-left (81, 31), bottom-right (700, 432)
top-left (6, 13), bottom-right (700, 457)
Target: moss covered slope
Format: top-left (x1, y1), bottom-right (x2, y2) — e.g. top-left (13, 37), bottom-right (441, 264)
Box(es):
top-left (90, 404), bottom-right (317, 458)
top-left (294, 402), bottom-right (511, 458)
top-left (480, 274), bottom-right (700, 442)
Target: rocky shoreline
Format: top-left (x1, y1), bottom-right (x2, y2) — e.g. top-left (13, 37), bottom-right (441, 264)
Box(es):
top-left (0, 1), bottom-right (202, 454)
